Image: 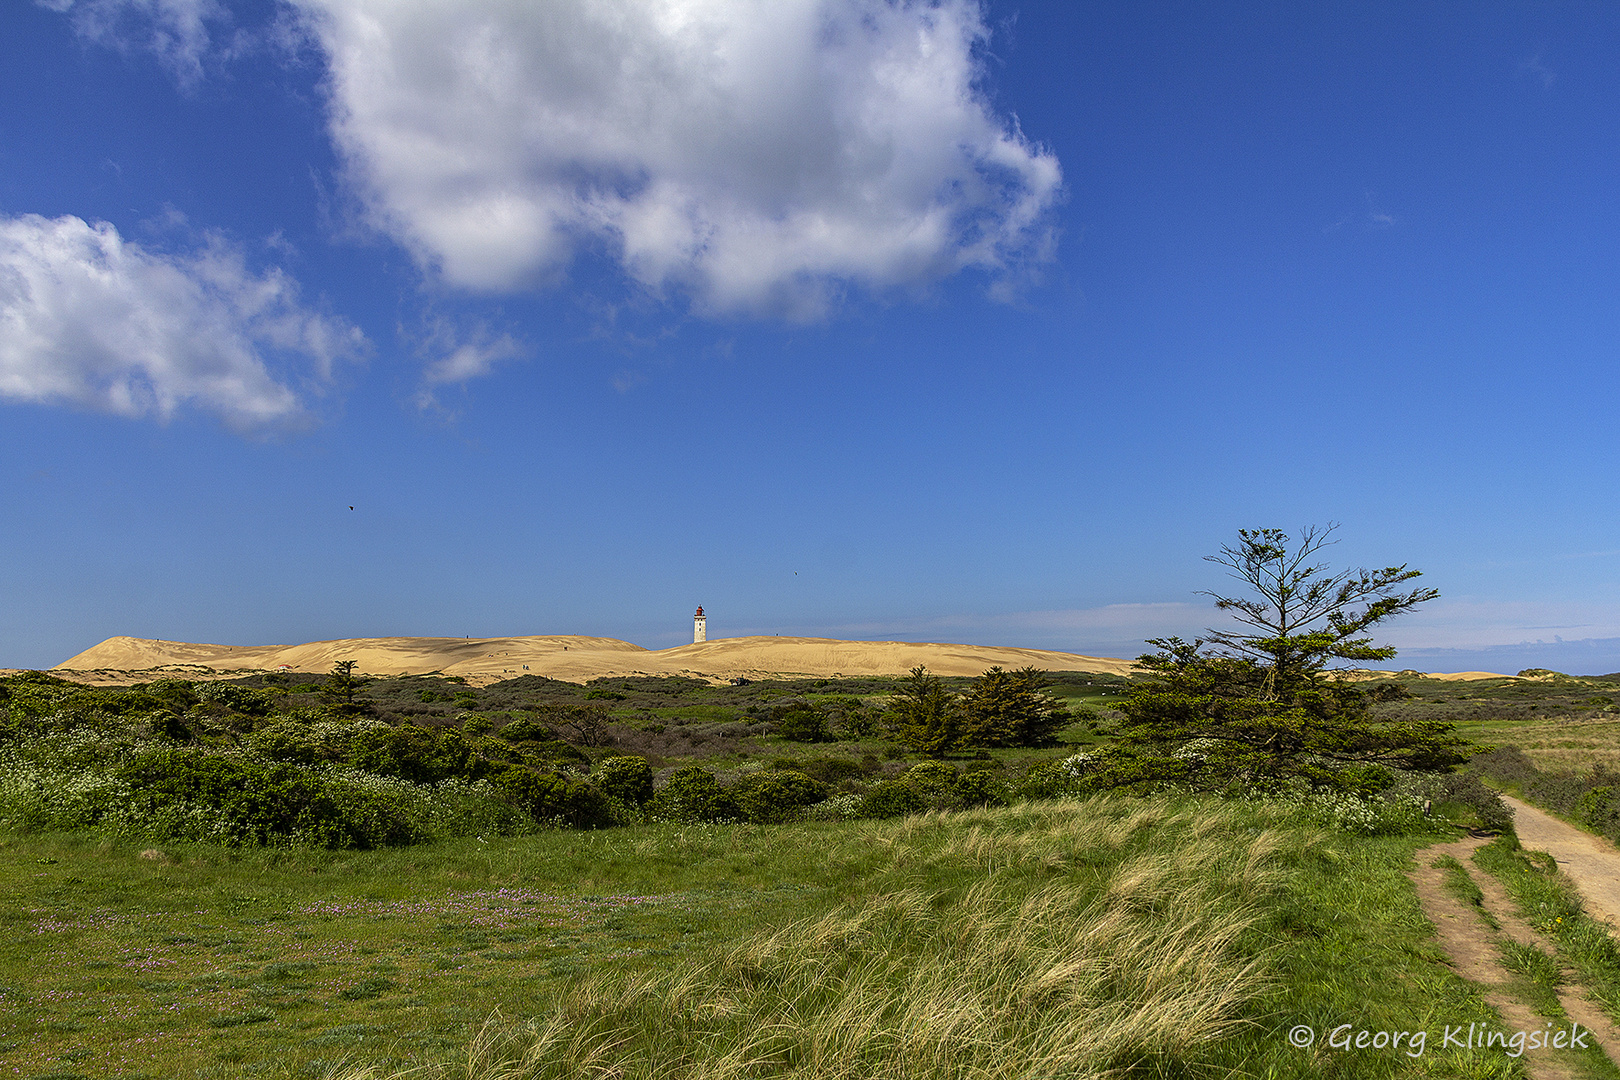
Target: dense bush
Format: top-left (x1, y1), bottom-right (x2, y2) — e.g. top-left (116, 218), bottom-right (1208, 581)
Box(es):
top-left (951, 769), bottom-right (1010, 808)
top-left (345, 725), bottom-right (478, 784)
top-left (195, 682), bottom-right (274, 716)
top-left (903, 761), bottom-right (959, 805)
top-left (859, 778), bottom-right (926, 819)
top-left (497, 718), bottom-right (555, 743)
top-left (1016, 755), bottom-right (1096, 800)
top-left (823, 695), bottom-right (882, 739)
top-left (731, 770), bottom-right (829, 824)
top-left (1016, 761), bottom-right (1074, 801)
top-left (115, 747), bottom-right (418, 848)
top-left (650, 766), bottom-right (738, 823)
top-left (247, 721), bottom-right (330, 765)
top-left (593, 755), bottom-right (655, 806)
top-left (775, 705), bottom-right (834, 743)
top-left (491, 768), bottom-right (612, 829)
top-left (788, 755), bottom-right (877, 786)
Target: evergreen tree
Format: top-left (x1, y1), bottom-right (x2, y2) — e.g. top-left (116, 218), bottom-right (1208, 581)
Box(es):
top-left (885, 666), bottom-right (960, 758)
top-left (959, 666), bottom-right (1069, 747)
top-left (1200, 523), bottom-right (1439, 698)
top-left (1113, 527), bottom-right (1467, 790)
top-left (323, 659), bottom-right (365, 712)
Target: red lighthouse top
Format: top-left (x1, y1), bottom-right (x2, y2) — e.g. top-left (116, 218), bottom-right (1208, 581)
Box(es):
top-left (695, 606), bottom-right (704, 617)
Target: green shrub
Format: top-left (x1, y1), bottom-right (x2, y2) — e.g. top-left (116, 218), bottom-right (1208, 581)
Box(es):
top-left (593, 756), bottom-right (655, 806)
top-left (776, 705), bottom-right (833, 743)
top-left (804, 792), bottom-right (864, 821)
top-left (324, 781), bottom-right (426, 848)
top-left (132, 680), bottom-right (202, 716)
top-left (482, 734), bottom-right (590, 772)
top-left (650, 766), bottom-right (738, 823)
top-left (343, 726), bottom-right (477, 784)
top-left (1580, 786), bottom-right (1617, 829)
top-left (194, 683), bottom-right (273, 716)
top-left (492, 768), bottom-right (612, 829)
top-left (247, 722), bottom-right (327, 765)
top-left (1017, 761), bottom-right (1080, 800)
top-left (1336, 763), bottom-right (1396, 797)
top-left (903, 760), bottom-right (958, 806)
top-left (951, 770), bottom-right (1010, 808)
top-left (788, 756), bottom-right (871, 785)
top-left (497, 718), bottom-right (554, 743)
top-left (731, 770), bottom-right (829, 824)
top-left (147, 710), bottom-right (196, 744)
top-left (117, 748), bottom-right (339, 846)
top-left (824, 696), bottom-right (881, 739)
top-left (859, 779), bottom-right (926, 819)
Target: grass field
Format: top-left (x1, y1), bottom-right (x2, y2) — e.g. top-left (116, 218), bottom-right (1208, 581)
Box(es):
top-left (1378, 674), bottom-right (1620, 773)
top-left (0, 794), bottom-right (1571, 1080)
top-left (8, 667), bottom-right (1620, 1078)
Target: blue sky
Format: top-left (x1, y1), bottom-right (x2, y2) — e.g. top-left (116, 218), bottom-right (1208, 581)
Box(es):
top-left (3, 0), bottom-right (1619, 674)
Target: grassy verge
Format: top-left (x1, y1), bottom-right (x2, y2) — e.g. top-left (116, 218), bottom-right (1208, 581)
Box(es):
top-left (0, 798), bottom-right (1561, 1080)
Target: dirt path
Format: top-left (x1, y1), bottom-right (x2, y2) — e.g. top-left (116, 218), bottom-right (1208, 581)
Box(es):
top-left (1505, 796), bottom-right (1620, 932)
top-left (1404, 794), bottom-right (1620, 1078)
top-left (1408, 837), bottom-right (1588, 1080)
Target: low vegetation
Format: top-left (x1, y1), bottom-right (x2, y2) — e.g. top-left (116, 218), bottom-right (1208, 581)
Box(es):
top-left (11, 525), bottom-right (1620, 1077)
top-left (0, 795), bottom-right (1537, 1080)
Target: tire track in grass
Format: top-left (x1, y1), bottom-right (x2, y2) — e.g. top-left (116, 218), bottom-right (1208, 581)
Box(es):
top-left (1411, 836), bottom-right (1620, 1080)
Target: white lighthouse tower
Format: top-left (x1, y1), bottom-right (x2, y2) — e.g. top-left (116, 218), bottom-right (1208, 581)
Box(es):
top-left (693, 606), bottom-right (707, 644)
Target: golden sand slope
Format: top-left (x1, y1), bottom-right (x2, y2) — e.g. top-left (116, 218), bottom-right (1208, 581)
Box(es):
top-left (53, 634), bottom-right (1139, 685)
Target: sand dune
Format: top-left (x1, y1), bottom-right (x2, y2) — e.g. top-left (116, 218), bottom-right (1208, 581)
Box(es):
top-left (46, 635), bottom-right (1516, 686)
top-left (53, 634), bottom-right (1140, 685)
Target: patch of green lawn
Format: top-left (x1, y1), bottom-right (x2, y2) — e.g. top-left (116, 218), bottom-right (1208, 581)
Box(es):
top-left (0, 797), bottom-right (1572, 1080)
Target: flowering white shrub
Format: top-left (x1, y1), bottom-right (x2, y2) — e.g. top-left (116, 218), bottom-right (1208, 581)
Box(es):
top-left (1171, 738), bottom-right (1222, 763)
top-left (1271, 787), bottom-right (1428, 835)
top-left (804, 793), bottom-right (863, 821)
top-left (1058, 753), bottom-right (1097, 780)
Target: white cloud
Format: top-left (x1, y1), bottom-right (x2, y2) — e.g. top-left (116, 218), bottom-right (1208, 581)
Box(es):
top-left (38, 0), bottom-right (228, 84)
top-left (409, 319), bottom-right (525, 411)
top-left (1380, 598), bottom-right (1620, 651)
top-left (825, 603), bottom-right (1210, 654)
top-left (422, 336), bottom-right (522, 386)
top-left (290, 0), bottom-right (1062, 317)
top-left (0, 213), bottom-right (366, 429)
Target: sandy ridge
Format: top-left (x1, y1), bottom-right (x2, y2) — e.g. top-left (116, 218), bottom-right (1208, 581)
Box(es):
top-left (51, 634), bottom-right (1141, 685)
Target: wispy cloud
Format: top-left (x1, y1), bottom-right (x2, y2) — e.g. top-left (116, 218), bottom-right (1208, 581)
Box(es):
top-left (0, 213), bottom-right (366, 430)
top-left (1520, 48), bottom-right (1556, 89)
top-left (38, 0), bottom-right (229, 86)
top-left (1379, 598), bottom-right (1620, 651)
top-left (1365, 191), bottom-right (1396, 228)
top-left (412, 320), bottom-right (524, 410)
top-left (765, 596), bottom-right (1620, 669)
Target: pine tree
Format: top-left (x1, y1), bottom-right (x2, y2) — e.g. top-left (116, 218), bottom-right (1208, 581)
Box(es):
top-left (885, 666), bottom-right (960, 758)
top-left (1114, 527), bottom-right (1467, 789)
top-left (959, 667), bottom-right (1069, 747)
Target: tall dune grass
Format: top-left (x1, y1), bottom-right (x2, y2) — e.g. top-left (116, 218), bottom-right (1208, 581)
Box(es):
top-left (336, 798), bottom-right (1299, 1080)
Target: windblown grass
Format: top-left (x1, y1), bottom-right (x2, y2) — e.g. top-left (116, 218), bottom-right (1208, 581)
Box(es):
top-left (397, 845), bottom-right (1270, 1080)
top-left (2, 795), bottom-right (1525, 1080)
